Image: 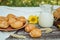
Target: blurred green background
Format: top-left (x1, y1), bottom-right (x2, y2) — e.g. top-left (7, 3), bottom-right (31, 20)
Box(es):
top-left (0, 0), bottom-right (59, 7)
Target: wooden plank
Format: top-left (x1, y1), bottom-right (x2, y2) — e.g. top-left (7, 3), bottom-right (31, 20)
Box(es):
top-left (6, 26), bottom-right (60, 40)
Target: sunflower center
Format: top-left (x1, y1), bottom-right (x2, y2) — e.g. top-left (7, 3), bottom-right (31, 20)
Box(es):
top-left (31, 18), bottom-right (36, 22)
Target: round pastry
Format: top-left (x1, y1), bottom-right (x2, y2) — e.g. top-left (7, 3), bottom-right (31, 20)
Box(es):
top-left (29, 28), bottom-right (42, 38)
top-left (7, 14), bottom-right (16, 18)
top-left (11, 21), bottom-right (23, 29)
top-left (4, 17), bottom-right (8, 21)
top-left (25, 24), bottom-right (36, 32)
top-left (0, 16), bottom-right (8, 21)
top-left (0, 16), bottom-right (4, 20)
top-left (8, 17), bottom-right (16, 24)
top-left (53, 7), bottom-right (60, 20)
top-left (17, 16), bottom-right (26, 23)
top-left (0, 20), bottom-right (9, 28)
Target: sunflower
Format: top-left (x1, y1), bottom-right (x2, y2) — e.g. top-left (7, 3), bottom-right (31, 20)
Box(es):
top-left (28, 15), bottom-right (38, 24)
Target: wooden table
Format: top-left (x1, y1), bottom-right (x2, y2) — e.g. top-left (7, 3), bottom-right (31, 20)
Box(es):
top-left (6, 26), bottom-right (60, 40)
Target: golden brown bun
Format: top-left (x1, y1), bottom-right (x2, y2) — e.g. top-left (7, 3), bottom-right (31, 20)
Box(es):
top-left (8, 17), bottom-right (16, 24)
top-left (0, 16), bottom-right (4, 21)
top-left (7, 14), bottom-right (16, 18)
top-left (4, 17), bottom-right (8, 21)
top-left (17, 16), bottom-right (26, 23)
top-left (7, 14), bottom-right (17, 24)
top-left (11, 21), bottom-right (23, 29)
top-left (29, 28), bottom-right (42, 38)
top-left (0, 20), bottom-right (9, 28)
top-left (53, 7), bottom-right (60, 20)
top-left (0, 16), bottom-right (8, 21)
top-left (25, 24), bottom-right (36, 32)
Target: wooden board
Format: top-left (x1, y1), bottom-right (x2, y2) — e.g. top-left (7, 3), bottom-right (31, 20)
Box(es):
top-left (6, 26), bottom-right (60, 40)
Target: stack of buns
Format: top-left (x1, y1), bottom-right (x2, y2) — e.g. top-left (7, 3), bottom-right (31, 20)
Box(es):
top-left (0, 14), bottom-right (26, 29)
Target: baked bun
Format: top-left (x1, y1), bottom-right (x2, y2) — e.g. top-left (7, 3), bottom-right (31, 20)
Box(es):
top-left (0, 16), bottom-right (8, 21)
top-left (29, 28), bottom-right (42, 38)
top-left (7, 14), bottom-right (16, 18)
top-left (0, 20), bottom-right (9, 28)
top-left (11, 21), bottom-right (23, 29)
top-left (17, 16), bottom-right (26, 23)
top-left (25, 24), bottom-right (36, 32)
top-left (53, 7), bottom-right (60, 20)
top-left (8, 17), bottom-right (16, 24)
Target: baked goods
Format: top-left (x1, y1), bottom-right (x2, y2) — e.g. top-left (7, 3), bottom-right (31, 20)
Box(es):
top-left (53, 7), bottom-right (60, 29)
top-left (0, 20), bottom-right (9, 28)
top-left (7, 15), bottom-right (25, 29)
top-left (8, 17), bottom-right (16, 24)
top-left (17, 16), bottom-right (26, 23)
top-left (25, 24), bottom-right (36, 32)
top-left (4, 17), bottom-right (8, 21)
top-left (11, 21), bottom-right (23, 29)
top-left (0, 16), bottom-right (8, 21)
top-left (7, 14), bottom-right (16, 18)
top-left (0, 16), bottom-right (9, 28)
top-left (25, 24), bottom-right (42, 38)
top-left (0, 14), bottom-right (27, 29)
top-left (29, 28), bottom-right (42, 38)
top-left (0, 13), bottom-right (42, 38)
top-left (7, 14), bottom-right (27, 29)
top-left (7, 14), bottom-right (17, 24)
top-left (24, 24), bottom-right (42, 38)
top-left (53, 7), bottom-right (60, 20)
